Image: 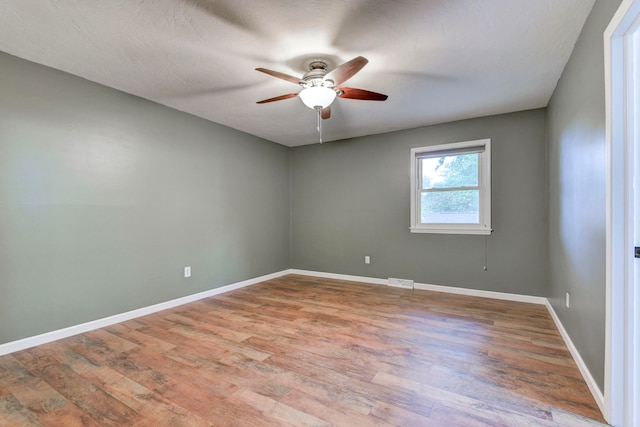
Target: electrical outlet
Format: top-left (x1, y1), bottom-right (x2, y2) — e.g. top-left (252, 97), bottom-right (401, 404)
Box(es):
top-left (565, 292), bottom-right (570, 308)
top-left (365, 256), bottom-right (370, 264)
top-left (184, 266), bottom-right (191, 278)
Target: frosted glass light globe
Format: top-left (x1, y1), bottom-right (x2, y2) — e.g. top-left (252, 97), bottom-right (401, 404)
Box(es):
top-left (299, 86), bottom-right (336, 109)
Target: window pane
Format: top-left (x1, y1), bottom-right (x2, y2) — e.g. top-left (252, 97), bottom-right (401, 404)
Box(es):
top-left (421, 190), bottom-right (479, 224)
top-left (420, 153), bottom-right (479, 189)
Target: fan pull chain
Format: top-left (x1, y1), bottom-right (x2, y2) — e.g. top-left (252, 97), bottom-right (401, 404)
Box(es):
top-left (315, 106), bottom-right (323, 143)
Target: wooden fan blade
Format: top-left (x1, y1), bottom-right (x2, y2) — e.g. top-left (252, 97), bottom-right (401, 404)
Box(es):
top-left (338, 87), bottom-right (388, 101)
top-left (325, 56), bottom-right (368, 86)
top-left (321, 106), bottom-right (331, 120)
top-left (256, 93), bottom-right (298, 104)
top-left (255, 68), bottom-right (304, 85)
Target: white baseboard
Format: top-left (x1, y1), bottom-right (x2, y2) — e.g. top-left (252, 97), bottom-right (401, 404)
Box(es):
top-left (545, 300), bottom-right (606, 416)
top-left (289, 269), bottom-right (388, 286)
top-left (290, 269), bottom-right (546, 304)
top-left (0, 270), bottom-right (291, 356)
top-left (413, 282), bottom-right (547, 305)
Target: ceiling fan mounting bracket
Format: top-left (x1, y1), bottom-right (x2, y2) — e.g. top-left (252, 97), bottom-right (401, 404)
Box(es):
top-left (307, 60), bottom-right (328, 71)
top-left (302, 60), bottom-right (330, 83)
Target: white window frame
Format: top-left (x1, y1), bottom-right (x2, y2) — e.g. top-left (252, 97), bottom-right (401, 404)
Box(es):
top-left (410, 138), bottom-right (491, 235)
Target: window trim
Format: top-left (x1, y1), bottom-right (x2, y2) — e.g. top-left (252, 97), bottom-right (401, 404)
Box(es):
top-left (410, 138), bottom-right (492, 235)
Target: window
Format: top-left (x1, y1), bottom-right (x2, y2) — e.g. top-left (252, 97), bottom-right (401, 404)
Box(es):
top-left (410, 139), bottom-right (491, 235)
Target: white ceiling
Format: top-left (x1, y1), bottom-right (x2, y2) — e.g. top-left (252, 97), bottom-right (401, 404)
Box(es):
top-left (0, 0), bottom-right (594, 147)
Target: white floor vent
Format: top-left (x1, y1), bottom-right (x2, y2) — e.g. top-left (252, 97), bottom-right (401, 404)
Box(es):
top-left (388, 278), bottom-right (414, 289)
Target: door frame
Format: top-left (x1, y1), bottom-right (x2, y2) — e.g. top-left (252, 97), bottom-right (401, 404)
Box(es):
top-left (605, 0), bottom-right (640, 425)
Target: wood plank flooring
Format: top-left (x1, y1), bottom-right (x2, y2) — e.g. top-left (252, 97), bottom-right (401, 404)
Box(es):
top-left (0, 274), bottom-right (608, 426)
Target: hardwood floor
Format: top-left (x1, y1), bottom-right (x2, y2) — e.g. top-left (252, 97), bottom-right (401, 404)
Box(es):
top-left (0, 274), bottom-right (608, 426)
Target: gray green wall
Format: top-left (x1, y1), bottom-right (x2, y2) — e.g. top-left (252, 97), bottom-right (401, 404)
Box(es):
top-left (0, 52), bottom-right (290, 344)
top-left (546, 0), bottom-right (621, 392)
top-left (291, 109), bottom-right (548, 296)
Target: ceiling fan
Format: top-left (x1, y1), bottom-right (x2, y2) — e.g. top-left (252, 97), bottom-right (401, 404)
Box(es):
top-left (255, 56), bottom-right (388, 142)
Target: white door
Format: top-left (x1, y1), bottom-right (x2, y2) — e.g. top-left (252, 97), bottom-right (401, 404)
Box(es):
top-left (606, 1), bottom-right (640, 426)
top-left (631, 26), bottom-right (640, 426)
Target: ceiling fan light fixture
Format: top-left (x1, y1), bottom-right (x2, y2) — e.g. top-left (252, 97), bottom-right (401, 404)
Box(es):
top-left (299, 86), bottom-right (336, 109)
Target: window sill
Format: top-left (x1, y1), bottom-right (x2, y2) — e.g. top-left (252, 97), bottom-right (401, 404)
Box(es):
top-left (410, 226), bottom-right (492, 235)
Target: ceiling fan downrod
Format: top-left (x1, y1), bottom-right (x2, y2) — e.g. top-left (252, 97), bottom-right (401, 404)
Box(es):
top-left (315, 106), bottom-right (323, 144)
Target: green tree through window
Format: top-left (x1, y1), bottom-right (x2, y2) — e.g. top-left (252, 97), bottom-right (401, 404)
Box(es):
top-left (420, 153), bottom-right (480, 223)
